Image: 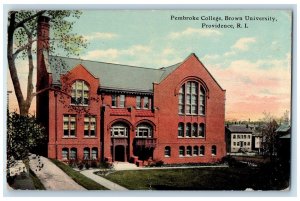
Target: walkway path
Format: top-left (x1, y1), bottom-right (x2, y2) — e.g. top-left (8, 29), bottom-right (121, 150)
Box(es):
top-left (80, 169), bottom-right (128, 190)
top-left (29, 155), bottom-right (85, 190)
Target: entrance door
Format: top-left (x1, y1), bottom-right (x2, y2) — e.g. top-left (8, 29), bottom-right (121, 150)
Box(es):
top-left (115, 145), bottom-right (125, 161)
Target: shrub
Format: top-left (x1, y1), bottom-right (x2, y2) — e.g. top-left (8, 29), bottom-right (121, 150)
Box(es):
top-left (91, 161), bottom-right (98, 168)
top-left (155, 160), bottom-right (164, 167)
top-left (78, 163), bottom-right (84, 170)
top-left (85, 163), bottom-right (90, 169)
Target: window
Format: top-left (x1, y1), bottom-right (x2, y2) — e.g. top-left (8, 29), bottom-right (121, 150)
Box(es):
top-left (92, 148), bottom-right (98, 160)
top-left (62, 148), bottom-right (69, 160)
top-left (233, 135), bottom-right (236, 139)
top-left (179, 146), bottom-right (185, 157)
top-left (136, 123), bottom-right (153, 138)
top-left (233, 142), bottom-right (236, 146)
top-left (136, 96), bottom-right (141, 109)
top-left (192, 123), bottom-right (198, 137)
top-left (178, 85), bottom-right (185, 114)
top-left (211, 145), bottom-right (217, 156)
top-left (111, 123), bottom-right (128, 137)
top-left (84, 116), bottom-right (96, 137)
top-left (237, 142), bottom-right (240, 146)
top-left (248, 135), bottom-right (251, 139)
top-left (237, 135), bottom-right (241, 139)
top-left (178, 81), bottom-right (206, 115)
top-left (120, 95), bottom-right (125, 108)
top-left (199, 123), bottom-right (205, 138)
top-left (165, 146), bottom-right (171, 157)
top-left (71, 80), bottom-right (89, 105)
top-left (84, 148), bottom-right (90, 160)
top-left (200, 146), bottom-right (205, 156)
top-left (70, 148), bottom-right (77, 160)
top-left (247, 142), bottom-right (250, 146)
top-left (112, 95), bottom-right (117, 107)
top-left (63, 115), bottom-right (76, 137)
top-left (193, 146), bottom-right (199, 155)
top-left (244, 142), bottom-right (246, 146)
top-left (186, 123), bottom-right (191, 137)
top-left (111, 94), bottom-right (126, 108)
top-left (186, 146), bottom-right (192, 156)
top-left (199, 86), bottom-right (205, 115)
top-left (143, 97), bottom-right (149, 109)
top-left (178, 123), bottom-right (184, 137)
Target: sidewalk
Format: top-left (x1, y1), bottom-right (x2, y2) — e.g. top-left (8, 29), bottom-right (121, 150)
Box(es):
top-left (29, 155), bottom-right (85, 190)
top-left (80, 169), bottom-right (128, 191)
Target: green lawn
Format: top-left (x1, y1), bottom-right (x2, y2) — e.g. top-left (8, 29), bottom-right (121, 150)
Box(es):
top-left (29, 169), bottom-right (46, 190)
top-left (50, 159), bottom-right (108, 190)
top-left (104, 165), bottom-right (289, 190)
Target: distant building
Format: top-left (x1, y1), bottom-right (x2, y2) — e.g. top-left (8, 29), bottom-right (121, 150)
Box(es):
top-left (276, 124), bottom-right (291, 163)
top-left (225, 124), bottom-right (253, 153)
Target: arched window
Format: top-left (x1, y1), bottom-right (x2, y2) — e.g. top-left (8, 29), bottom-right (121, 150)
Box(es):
top-left (179, 146), bottom-right (185, 157)
top-left (178, 81), bottom-right (206, 115)
top-left (70, 148), bottom-right (77, 160)
top-left (178, 122), bottom-right (184, 137)
top-left (71, 80), bottom-right (89, 105)
top-left (192, 123), bottom-right (198, 137)
top-left (165, 146), bottom-right (171, 157)
top-left (199, 123), bottom-right (205, 138)
top-left (136, 123), bottom-right (153, 138)
top-left (200, 145), bottom-right (205, 156)
top-left (84, 147), bottom-right (90, 160)
top-left (92, 147), bottom-right (98, 160)
top-left (193, 146), bottom-right (199, 156)
top-left (186, 146), bottom-right (192, 156)
top-left (111, 122), bottom-right (128, 137)
top-left (186, 123), bottom-right (191, 137)
top-left (211, 145), bottom-right (217, 156)
top-left (62, 148), bottom-right (69, 160)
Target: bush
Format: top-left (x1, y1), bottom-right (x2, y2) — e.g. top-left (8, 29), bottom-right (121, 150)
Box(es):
top-left (78, 163), bottom-right (84, 170)
top-left (85, 163), bottom-right (90, 169)
top-left (91, 161), bottom-right (98, 168)
top-left (155, 160), bottom-right (164, 167)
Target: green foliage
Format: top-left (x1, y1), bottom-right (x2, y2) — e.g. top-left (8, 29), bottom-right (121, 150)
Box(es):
top-left (50, 159), bottom-right (107, 190)
top-left (7, 112), bottom-right (46, 167)
top-left (10, 10), bottom-right (87, 59)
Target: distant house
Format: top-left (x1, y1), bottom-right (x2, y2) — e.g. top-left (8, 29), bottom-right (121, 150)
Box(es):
top-left (225, 124), bottom-right (253, 153)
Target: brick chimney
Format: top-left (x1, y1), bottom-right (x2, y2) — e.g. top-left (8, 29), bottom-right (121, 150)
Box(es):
top-left (36, 15), bottom-right (50, 91)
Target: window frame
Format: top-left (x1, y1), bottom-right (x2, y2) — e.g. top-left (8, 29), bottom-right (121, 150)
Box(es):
top-left (111, 123), bottom-right (129, 138)
top-left (211, 145), bottom-right (217, 156)
top-left (179, 146), bottom-right (185, 157)
top-left (135, 123), bottom-right (153, 138)
top-left (71, 80), bottom-right (89, 106)
top-left (84, 116), bottom-right (96, 137)
top-left (62, 148), bottom-right (69, 160)
top-left (83, 147), bottom-right (90, 160)
top-left (63, 115), bottom-right (76, 137)
top-left (178, 81), bottom-right (206, 116)
top-left (164, 146), bottom-right (171, 157)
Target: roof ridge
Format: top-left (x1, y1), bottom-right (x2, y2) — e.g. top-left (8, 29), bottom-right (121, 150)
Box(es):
top-left (49, 55), bottom-right (164, 71)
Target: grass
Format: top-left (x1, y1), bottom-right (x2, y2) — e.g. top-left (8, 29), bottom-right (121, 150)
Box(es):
top-left (104, 164), bottom-right (290, 190)
top-left (50, 159), bottom-right (108, 190)
top-left (29, 169), bottom-right (46, 190)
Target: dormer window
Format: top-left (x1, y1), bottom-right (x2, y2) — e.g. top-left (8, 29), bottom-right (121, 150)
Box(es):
top-left (71, 80), bottom-right (89, 106)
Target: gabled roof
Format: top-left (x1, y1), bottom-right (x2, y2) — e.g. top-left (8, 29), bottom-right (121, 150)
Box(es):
top-left (45, 53), bottom-right (223, 93)
top-left (47, 55), bottom-right (181, 93)
top-left (226, 125), bottom-right (253, 133)
top-left (276, 124), bottom-right (291, 133)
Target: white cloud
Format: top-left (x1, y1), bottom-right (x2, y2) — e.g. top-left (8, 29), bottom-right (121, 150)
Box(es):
top-left (168, 28), bottom-right (222, 39)
top-left (82, 45), bottom-right (151, 61)
top-left (232, 37), bottom-right (256, 51)
top-left (83, 32), bottom-right (118, 41)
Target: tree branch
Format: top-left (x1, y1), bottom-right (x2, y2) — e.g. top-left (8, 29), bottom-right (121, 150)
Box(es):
top-left (15, 10), bottom-right (46, 29)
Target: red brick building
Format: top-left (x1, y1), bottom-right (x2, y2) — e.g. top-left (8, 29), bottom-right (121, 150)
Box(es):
top-left (36, 16), bottom-right (226, 165)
